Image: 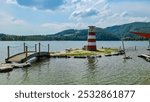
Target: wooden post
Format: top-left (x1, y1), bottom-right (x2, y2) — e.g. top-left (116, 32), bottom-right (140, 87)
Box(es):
top-left (25, 46), bottom-right (28, 58)
top-left (119, 46), bottom-right (121, 50)
top-left (135, 46), bottom-right (136, 51)
top-left (35, 44), bottom-right (37, 52)
top-left (48, 44), bottom-right (50, 53)
top-left (39, 43), bottom-right (41, 53)
top-left (7, 46), bottom-right (10, 58)
top-left (24, 43), bottom-right (26, 52)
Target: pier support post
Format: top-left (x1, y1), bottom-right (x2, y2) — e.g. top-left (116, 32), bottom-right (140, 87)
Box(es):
top-left (25, 46), bottom-right (28, 58)
top-left (24, 43), bottom-right (26, 52)
top-left (48, 44), bottom-right (50, 53)
top-left (7, 46), bottom-right (10, 58)
top-left (38, 43), bottom-right (41, 53)
top-left (35, 44), bottom-right (37, 52)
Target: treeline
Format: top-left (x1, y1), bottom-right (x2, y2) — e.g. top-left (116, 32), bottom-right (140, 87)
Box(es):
top-left (0, 22), bottom-right (150, 41)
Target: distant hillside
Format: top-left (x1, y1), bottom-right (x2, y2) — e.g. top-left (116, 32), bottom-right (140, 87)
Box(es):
top-left (105, 22), bottom-right (150, 40)
top-left (0, 22), bottom-right (150, 41)
top-left (47, 28), bottom-right (119, 40)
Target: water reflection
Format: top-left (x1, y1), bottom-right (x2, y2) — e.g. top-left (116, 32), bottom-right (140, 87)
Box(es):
top-left (84, 57), bottom-right (98, 84)
top-left (86, 57), bottom-right (98, 71)
top-left (7, 72), bottom-right (10, 80)
top-left (21, 68), bottom-right (29, 83)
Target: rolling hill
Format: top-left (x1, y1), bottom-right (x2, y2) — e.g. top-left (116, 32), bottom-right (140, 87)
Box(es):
top-left (0, 22), bottom-right (150, 41)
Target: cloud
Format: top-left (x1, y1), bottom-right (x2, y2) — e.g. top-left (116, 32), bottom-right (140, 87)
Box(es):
top-left (15, 0), bottom-right (65, 10)
top-left (0, 12), bottom-right (26, 25)
top-left (69, 0), bottom-right (109, 20)
top-left (95, 11), bottom-right (149, 28)
top-left (6, 0), bottom-right (17, 4)
top-left (71, 8), bottom-right (99, 18)
top-left (0, 12), bottom-right (31, 34)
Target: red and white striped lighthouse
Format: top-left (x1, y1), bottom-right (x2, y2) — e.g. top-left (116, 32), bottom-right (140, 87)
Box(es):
top-left (87, 26), bottom-right (97, 51)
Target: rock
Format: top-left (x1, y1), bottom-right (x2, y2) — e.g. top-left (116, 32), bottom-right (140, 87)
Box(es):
top-left (123, 56), bottom-right (132, 59)
top-left (74, 56), bottom-right (87, 58)
top-left (11, 62), bottom-right (31, 68)
top-left (105, 54), bottom-right (112, 57)
top-left (0, 63), bottom-right (13, 73)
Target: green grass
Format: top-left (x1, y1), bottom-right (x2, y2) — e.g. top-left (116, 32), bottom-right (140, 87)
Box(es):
top-left (54, 48), bottom-right (118, 56)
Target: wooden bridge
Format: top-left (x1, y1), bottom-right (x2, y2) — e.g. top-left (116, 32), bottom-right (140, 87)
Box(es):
top-left (5, 43), bottom-right (50, 63)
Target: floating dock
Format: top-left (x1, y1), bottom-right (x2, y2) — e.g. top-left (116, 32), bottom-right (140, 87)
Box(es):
top-left (138, 54), bottom-right (150, 62)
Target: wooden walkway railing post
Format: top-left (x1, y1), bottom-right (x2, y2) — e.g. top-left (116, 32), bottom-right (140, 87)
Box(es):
top-left (48, 44), bottom-right (50, 53)
top-left (39, 43), bottom-right (41, 53)
top-left (35, 44), bottom-right (37, 52)
top-left (7, 46), bottom-right (10, 58)
top-left (23, 43), bottom-right (26, 52)
top-left (25, 46), bottom-right (28, 58)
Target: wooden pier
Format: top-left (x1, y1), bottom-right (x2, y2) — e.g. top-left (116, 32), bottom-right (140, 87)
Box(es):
top-left (5, 43), bottom-right (50, 63)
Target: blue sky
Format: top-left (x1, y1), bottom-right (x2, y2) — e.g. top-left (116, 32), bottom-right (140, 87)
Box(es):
top-left (0, 0), bottom-right (150, 35)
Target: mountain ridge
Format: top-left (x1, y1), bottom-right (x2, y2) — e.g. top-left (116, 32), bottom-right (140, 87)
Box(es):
top-left (0, 22), bottom-right (150, 41)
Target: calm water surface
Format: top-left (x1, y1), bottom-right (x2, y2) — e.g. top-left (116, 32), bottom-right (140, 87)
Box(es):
top-left (0, 41), bottom-right (150, 85)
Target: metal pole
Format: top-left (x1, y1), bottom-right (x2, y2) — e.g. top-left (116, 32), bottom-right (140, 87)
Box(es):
top-left (24, 43), bottom-right (26, 52)
top-left (39, 43), bottom-right (41, 53)
top-left (135, 46), bottom-right (136, 51)
top-left (25, 46), bottom-right (28, 58)
top-left (149, 39), bottom-right (150, 49)
top-left (48, 44), bottom-right (50, 53)
top-left (148, 39), bottom-right (150, 55)
top-left (7, 46), bottom-right (10, 58)
top-left (121, 39), bottom-right (126, 58)
top-left (35, 44), bottom-right (37, 52)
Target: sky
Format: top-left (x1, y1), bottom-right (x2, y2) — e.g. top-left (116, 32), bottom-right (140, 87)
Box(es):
top-left (0, 0), bottom-right (150, 35)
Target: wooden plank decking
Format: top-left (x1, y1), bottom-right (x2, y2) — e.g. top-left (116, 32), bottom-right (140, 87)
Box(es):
top-left (5, 52), bottom-right (50, 63)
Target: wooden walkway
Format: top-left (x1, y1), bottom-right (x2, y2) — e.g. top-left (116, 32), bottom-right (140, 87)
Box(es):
top-left (5, 51), bottom-right (50, 63)
top-left (5, 43), bottom-right (50, 63)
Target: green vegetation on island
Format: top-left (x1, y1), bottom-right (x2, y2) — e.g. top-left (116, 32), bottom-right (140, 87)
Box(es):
top-left (50, 48), bottom-right (118, 57)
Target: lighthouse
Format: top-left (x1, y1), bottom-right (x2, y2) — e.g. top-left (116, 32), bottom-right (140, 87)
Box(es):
top-left (87, 26), bottom-right (97, 51)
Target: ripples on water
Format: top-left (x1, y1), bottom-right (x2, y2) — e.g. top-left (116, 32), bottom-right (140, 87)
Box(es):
top-left (0, 41), bottom-right (150, 85)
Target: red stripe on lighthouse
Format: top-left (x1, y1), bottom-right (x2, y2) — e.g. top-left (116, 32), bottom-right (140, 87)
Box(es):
top-left (89, 32), bottom-right (96, 35)
top-left (88, 39), bottom-right (96, 42)
top-left (88, 46), bottom-right (96, 50)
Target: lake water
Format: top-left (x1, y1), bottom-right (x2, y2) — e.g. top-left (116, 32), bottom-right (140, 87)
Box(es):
top-left (0, 41), bottom-right (150, 85)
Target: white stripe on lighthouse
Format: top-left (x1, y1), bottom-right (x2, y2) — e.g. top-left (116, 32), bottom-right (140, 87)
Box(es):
top-left (88, 35), bottom-right (96, 39)
top-left (88, 42), bottom-right (96, 46)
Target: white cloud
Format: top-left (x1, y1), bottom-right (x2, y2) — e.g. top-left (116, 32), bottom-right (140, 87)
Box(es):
top-left (1, 0), bottom-right (150, 35)
top-left (0, 12), bottom-right (26, 25)
top-left (6, 0), bottom-right (17, 4)
top-left (95, 12), bottom-right (149, 28)
top-left (69, 0), bottom-right (109, 19)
